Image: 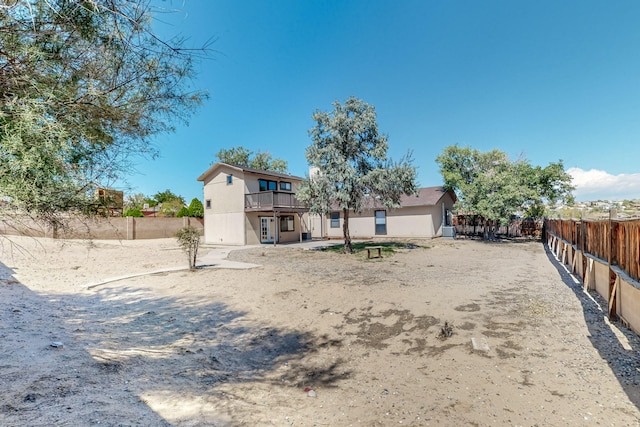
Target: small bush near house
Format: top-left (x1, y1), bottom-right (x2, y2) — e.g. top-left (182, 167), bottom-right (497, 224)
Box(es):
top-left (176, 226), bottom-right (201, 270)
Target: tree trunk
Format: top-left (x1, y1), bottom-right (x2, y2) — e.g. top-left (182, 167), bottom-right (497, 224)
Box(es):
top-left (191, 240), bottom-right (199, 270)
top-left (343, 208), bottom-right (352, 253)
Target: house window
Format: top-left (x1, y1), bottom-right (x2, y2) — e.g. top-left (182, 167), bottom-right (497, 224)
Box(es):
top-left (280, 181), bottom-right (292, 191)
top-left (227, 174), bottom-right (233, 185)
top-left (259, 179), bottom-right (277, 191)
top-left (205, 199), bottom-right (211, 209)
top-left (375, 210), bottom-right (387, 235)
top-left (330, 212), bottom-right (340, 228)
top-left (280, 215), bottom-right (294, 232)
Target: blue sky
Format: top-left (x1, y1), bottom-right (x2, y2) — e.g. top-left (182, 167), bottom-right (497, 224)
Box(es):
top-left (120, 0), bottom-right (640, 202)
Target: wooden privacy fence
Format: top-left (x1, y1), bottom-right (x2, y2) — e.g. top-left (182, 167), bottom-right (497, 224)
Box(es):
top-left (455, 215), bottom-right (543, 238)
top-left (545, 218), bottom-right (640, 334)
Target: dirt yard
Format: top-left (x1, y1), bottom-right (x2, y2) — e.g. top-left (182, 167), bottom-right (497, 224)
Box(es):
top-left (1, 236), bottom-right (640, 426)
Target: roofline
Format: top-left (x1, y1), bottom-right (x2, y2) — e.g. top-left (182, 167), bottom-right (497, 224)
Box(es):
top-left (197, 162), bottom-right (304, 182)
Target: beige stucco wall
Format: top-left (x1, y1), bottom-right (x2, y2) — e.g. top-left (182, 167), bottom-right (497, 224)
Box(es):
top-left (317, 192), bottom-right (454, 240)
top-left (245, 214), bottom-right (260, 245)
top-left (1, 217), bottom-right (203, 240)
top-left (202, 165), bottom-right (246, 214)
top-left (201, 165), bottom-right (246, 244)
top-left (245, 212), bottom-right (304, 245)
top-left (203, 212), bottom-right (245, 245)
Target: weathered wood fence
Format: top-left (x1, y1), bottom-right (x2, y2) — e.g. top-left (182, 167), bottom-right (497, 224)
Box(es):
top-left (545, 218), bottom-right (640, 334)
top-left (455, 215), bottom-right (543, 238)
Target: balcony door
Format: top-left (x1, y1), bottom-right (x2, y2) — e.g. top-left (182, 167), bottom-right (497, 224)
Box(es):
top-left (260, 216), bottom-right (275, 243)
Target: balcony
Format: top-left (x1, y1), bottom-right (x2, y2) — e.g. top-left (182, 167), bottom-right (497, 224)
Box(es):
top-left (244, 191), bottom-right (308, 212)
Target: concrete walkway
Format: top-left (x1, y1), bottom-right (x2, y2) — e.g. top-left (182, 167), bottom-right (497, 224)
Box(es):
top-left (84, 239), bottom-right (340, 289)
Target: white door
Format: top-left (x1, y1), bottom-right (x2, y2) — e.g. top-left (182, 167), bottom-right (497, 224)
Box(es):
top-left (260, 217), bottom-right (275, 243)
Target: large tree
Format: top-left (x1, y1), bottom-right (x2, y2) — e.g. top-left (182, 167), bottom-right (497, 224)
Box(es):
top-left (215, 146), bottom-right (288, 173)
top-left (436, 145), bottom-right (574, 238)
top-left (0, 0), bottom-right (207, 228)
top-left (297, 97), bottom-right (418, 253)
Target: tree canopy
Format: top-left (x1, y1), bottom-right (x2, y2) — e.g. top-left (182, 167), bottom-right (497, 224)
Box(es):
top-left (216, 146), bottom-right (288, 173)
top-left (123, 189), bottom-right (190, 217)
top-left (177, 198), bottom-right (203, 218)
top-left (436, 145), bottom-right (574, 237)
top-left (0, 0), bottom-right (207, 227)
top-left (297, 97), bottom-right (418, 253)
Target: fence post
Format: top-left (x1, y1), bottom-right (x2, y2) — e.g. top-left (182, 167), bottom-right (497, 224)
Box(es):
top-left (126, 216), bottom-right (134, 240)
top-left (608, 210), bottom-right (618, 320)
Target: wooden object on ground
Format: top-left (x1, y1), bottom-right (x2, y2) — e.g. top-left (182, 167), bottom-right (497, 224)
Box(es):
top-left (366, 246), bottom-right (383, 259)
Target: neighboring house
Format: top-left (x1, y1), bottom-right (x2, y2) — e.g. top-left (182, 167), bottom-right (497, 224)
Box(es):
top-left (310, 186), bottom-right (457, 240)
top-left (197, 162), bottom-right (310, 245)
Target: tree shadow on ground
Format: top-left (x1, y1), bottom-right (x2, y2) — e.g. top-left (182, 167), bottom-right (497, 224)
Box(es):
top-left (454, 234), bottom-right (542, 244)
top-left (0, 262), bottom-right (350, 426)
top-left (543, 245), bottom-right (640, 410)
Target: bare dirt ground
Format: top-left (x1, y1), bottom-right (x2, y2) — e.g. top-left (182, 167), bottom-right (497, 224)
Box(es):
top-left (1, 235), bottom-right (640, 426)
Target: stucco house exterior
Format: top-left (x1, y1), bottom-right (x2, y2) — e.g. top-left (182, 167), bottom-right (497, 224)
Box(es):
top-left (309, 186), bottom-right (457, 240)
top-left (197, 162), bottom-right (310, 245)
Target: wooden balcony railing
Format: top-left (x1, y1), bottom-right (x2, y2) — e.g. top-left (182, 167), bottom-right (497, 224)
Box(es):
top-left (244, 191), bottom-right (307, 211)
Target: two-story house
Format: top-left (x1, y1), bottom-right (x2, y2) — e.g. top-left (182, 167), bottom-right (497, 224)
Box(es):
top-left (197, 162), bottom-right (310, 245)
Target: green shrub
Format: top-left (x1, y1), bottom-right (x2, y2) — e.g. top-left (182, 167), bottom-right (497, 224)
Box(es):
top-left (187, 198), bottom-right (204, 218)
top-left (176, 206), bottom-right (190, 218)
top-left (176, 226), bottom-right (201, 270)
top-left (123, 208), bottom-right (144, 217)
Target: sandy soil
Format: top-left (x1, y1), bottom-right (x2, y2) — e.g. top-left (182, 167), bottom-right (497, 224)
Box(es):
top-left (1, 235), bottom-right (640, 426)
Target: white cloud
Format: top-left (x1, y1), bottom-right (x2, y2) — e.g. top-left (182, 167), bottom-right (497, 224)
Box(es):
top-left (567, 168), bottom-right (640, 201)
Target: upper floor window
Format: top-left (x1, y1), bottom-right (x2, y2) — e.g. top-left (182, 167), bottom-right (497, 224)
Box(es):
top-left (259, 179), bottom-right (277, 191)
top-left (279, 181), bottom-right (292, 191)
top-left (205, 199), bottom-right (211, 209)
top-left (227, 174), bottom-right (233, 185)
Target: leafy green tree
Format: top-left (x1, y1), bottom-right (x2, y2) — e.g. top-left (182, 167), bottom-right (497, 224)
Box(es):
top-left (187, 198), bottom-right (204, 218)
top-left (297, 97), bottom-right (418, 253)
top-left (159, 198), bottom-right (185, 217)
top-left (123, 193), bottom-right (147, 211)
top-left (216, 146), bottom-right (288, 173)
top-left (153, 190), bottom-right (185, 206)
top-left (0, 1), bottom-right (207, 228)
top-left (216, 147), bottom-right (252, 168)
top-left (176, 206), bottom-right (190, 218)
top-left (436, 145), bottom-right (574, 238)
